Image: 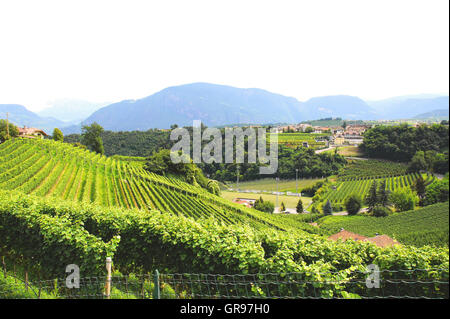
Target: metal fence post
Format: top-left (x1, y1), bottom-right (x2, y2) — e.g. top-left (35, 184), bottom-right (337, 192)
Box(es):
top-left (105, 257), bottom-right (112, 299)
top-left (153, 269), bottom-right (160, 299)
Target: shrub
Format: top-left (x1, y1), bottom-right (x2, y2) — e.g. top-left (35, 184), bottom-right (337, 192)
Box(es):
top-left (390, 188), bottom-right (419, 212)
top-left (345, 194), bottom-right (362, 215)
top-left (371, 205), bottom-right (391, 217)
top-left (253, 197), bottom-right (275, 214)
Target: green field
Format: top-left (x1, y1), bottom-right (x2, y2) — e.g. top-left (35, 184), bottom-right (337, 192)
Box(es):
top-left (229, 177), bottom-right (325, 193)
top-left (221, 190), bottom-right (312, 209)
top-left (333, 146), bottom-right (364, 157)
top-left (318, 202), bottom-right (449, 247)
top-left (269, 133), bottom-right (329, 149)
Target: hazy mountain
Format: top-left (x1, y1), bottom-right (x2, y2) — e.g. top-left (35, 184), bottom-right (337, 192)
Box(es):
top-left (0, 104), bottom-right (67, 133)
top-left (301, 95), bottom-right (378, 120)
top-left (367, 96), bottom-right (449, 119)
top-left (66, 83), bottom-right (306, 132)
top-left (413, 109), bottom-right (449, 120)
top-left (63, 84), bottom-right (387, 134)
top-left (38, 99), bottom-right (109, 124)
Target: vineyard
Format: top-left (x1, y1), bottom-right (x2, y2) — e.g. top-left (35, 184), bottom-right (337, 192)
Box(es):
top-left (0, 138), bottom-right (448, 298)
top-left (320, 172), bottom-right (434, 207)
top-left (339, 159), bottom-right (409, 180)
top-left (0, 138), bottom-right (320, 234)
top-left (318, 202), bottom-right (449, 247)
top-left (0, 190), bottom-right (448, 298)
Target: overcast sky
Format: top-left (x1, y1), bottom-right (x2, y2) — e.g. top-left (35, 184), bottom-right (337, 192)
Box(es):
top-left (0, 0), bottom-right (448, 112)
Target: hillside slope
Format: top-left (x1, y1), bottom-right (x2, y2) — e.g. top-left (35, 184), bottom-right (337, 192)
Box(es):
top-left (0, 138), bottom-right (318, 233)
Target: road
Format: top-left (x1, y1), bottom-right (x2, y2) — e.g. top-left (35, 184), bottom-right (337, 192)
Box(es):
top-left (315, 146), bottom-right (336, 154)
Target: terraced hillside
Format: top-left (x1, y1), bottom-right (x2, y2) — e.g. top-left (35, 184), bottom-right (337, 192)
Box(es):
top-left (321, 172), bottom-right (434, 207)
top-left (0, 138), bottom-right (317, 233)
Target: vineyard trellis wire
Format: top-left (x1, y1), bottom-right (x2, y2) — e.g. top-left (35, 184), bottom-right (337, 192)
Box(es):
top-left (1, 269), bottom-right (448, 299)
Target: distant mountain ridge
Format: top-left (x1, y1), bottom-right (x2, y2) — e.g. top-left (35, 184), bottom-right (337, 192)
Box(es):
top-left (1, 83), bottom-right (448, 134)
top-left (78, 83), bottom-right (305, 131)
top-left (38, 99), bottom-right (109, 124)
top-left (64, 83), bottom-right (383, 133)
top-left (367, 96), bottom-right (449, 119)
top-left (0, 104), bottom-right (67, 133)
top-left (413, 109), bottom-right (449, 120)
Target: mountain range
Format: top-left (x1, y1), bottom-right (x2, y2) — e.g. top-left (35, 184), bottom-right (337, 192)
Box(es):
top-left (0, 83), bottom-right (448, 134)
top-left (0, 104), bottom-right (68, 133)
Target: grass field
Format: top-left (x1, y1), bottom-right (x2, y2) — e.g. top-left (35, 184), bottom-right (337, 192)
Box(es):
top-left (322, 146), bottom-right (365, 157)
top-left (318, 202), bottom-right (449, 247)
top-left (268, 133), bottom-right (329, 149)
top-left (228, 177), bottom-right (325, 192)
top-left (221, 190), bottom-right (312, 209)
top-left (335, 146), bottom-right (364, 157)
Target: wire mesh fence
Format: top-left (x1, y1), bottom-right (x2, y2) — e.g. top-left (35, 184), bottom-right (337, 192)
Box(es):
top-left (1, 269), bottom-right (448, 299)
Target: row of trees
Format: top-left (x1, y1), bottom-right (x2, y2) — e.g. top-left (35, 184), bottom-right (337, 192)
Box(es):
top-left (360, 124), bottom-right (448, 172)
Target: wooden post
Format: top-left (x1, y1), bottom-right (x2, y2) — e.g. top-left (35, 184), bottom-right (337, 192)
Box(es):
top-left (6, 112), bottom-right (9, 139)
top-left (105, 257), bottom-right (112, 299)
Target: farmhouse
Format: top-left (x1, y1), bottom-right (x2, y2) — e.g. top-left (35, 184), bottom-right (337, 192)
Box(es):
top-left (232, 198), bottom-right (256, 208)
top-left (18, 126), bottom-right (48, 139)
top-left (328, 229), bottom-right (400, 248)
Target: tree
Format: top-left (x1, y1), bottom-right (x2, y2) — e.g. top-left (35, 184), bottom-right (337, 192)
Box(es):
top-left (365, 180), bottom-right (378, 211)
top-left (408, 151), bottom-right (428, 172)
top-left (323, 200), bottom-right (332, 215)
top-left (304, 127), bottom-right (314, 133)
top-left (423, 176), bottom-right (449, 206)
top-left (81, 122), bottom-right (105, 154)
top-left (413, 175), bottom-right (426, 204)
top-left (0, 119), bottom-right (19, 142)
top-left (342, 121), bottom-right (347, 129)
top-left (296, 198), bottom-right (304, 213)
top-left (280, 202), bottom-right (286, 212)
top-left (345, 194), bottom-right (362, 215)
top-left (378, 180), bottom-right (390, 207)
top-left (389, 188), bottom-right (418, 212)
top-left (52, 128), bottom-right (64, 142)
top-left (254, 197), bottom-right (275, 214)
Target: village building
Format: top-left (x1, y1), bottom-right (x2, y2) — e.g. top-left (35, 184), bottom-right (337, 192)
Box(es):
top-left (232, 198), bottom-right (256, 208)
top-left (313, 126), bottom-right (331, 134)
top-left (17, 126), bottom-right (48, 139)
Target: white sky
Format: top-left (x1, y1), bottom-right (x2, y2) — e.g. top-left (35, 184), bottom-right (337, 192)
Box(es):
top-left (0, 0), bottom-right (448, 112)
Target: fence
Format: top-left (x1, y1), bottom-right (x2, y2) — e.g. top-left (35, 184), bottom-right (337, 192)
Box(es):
top-left (1, 268), bottom-right (448, 299)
